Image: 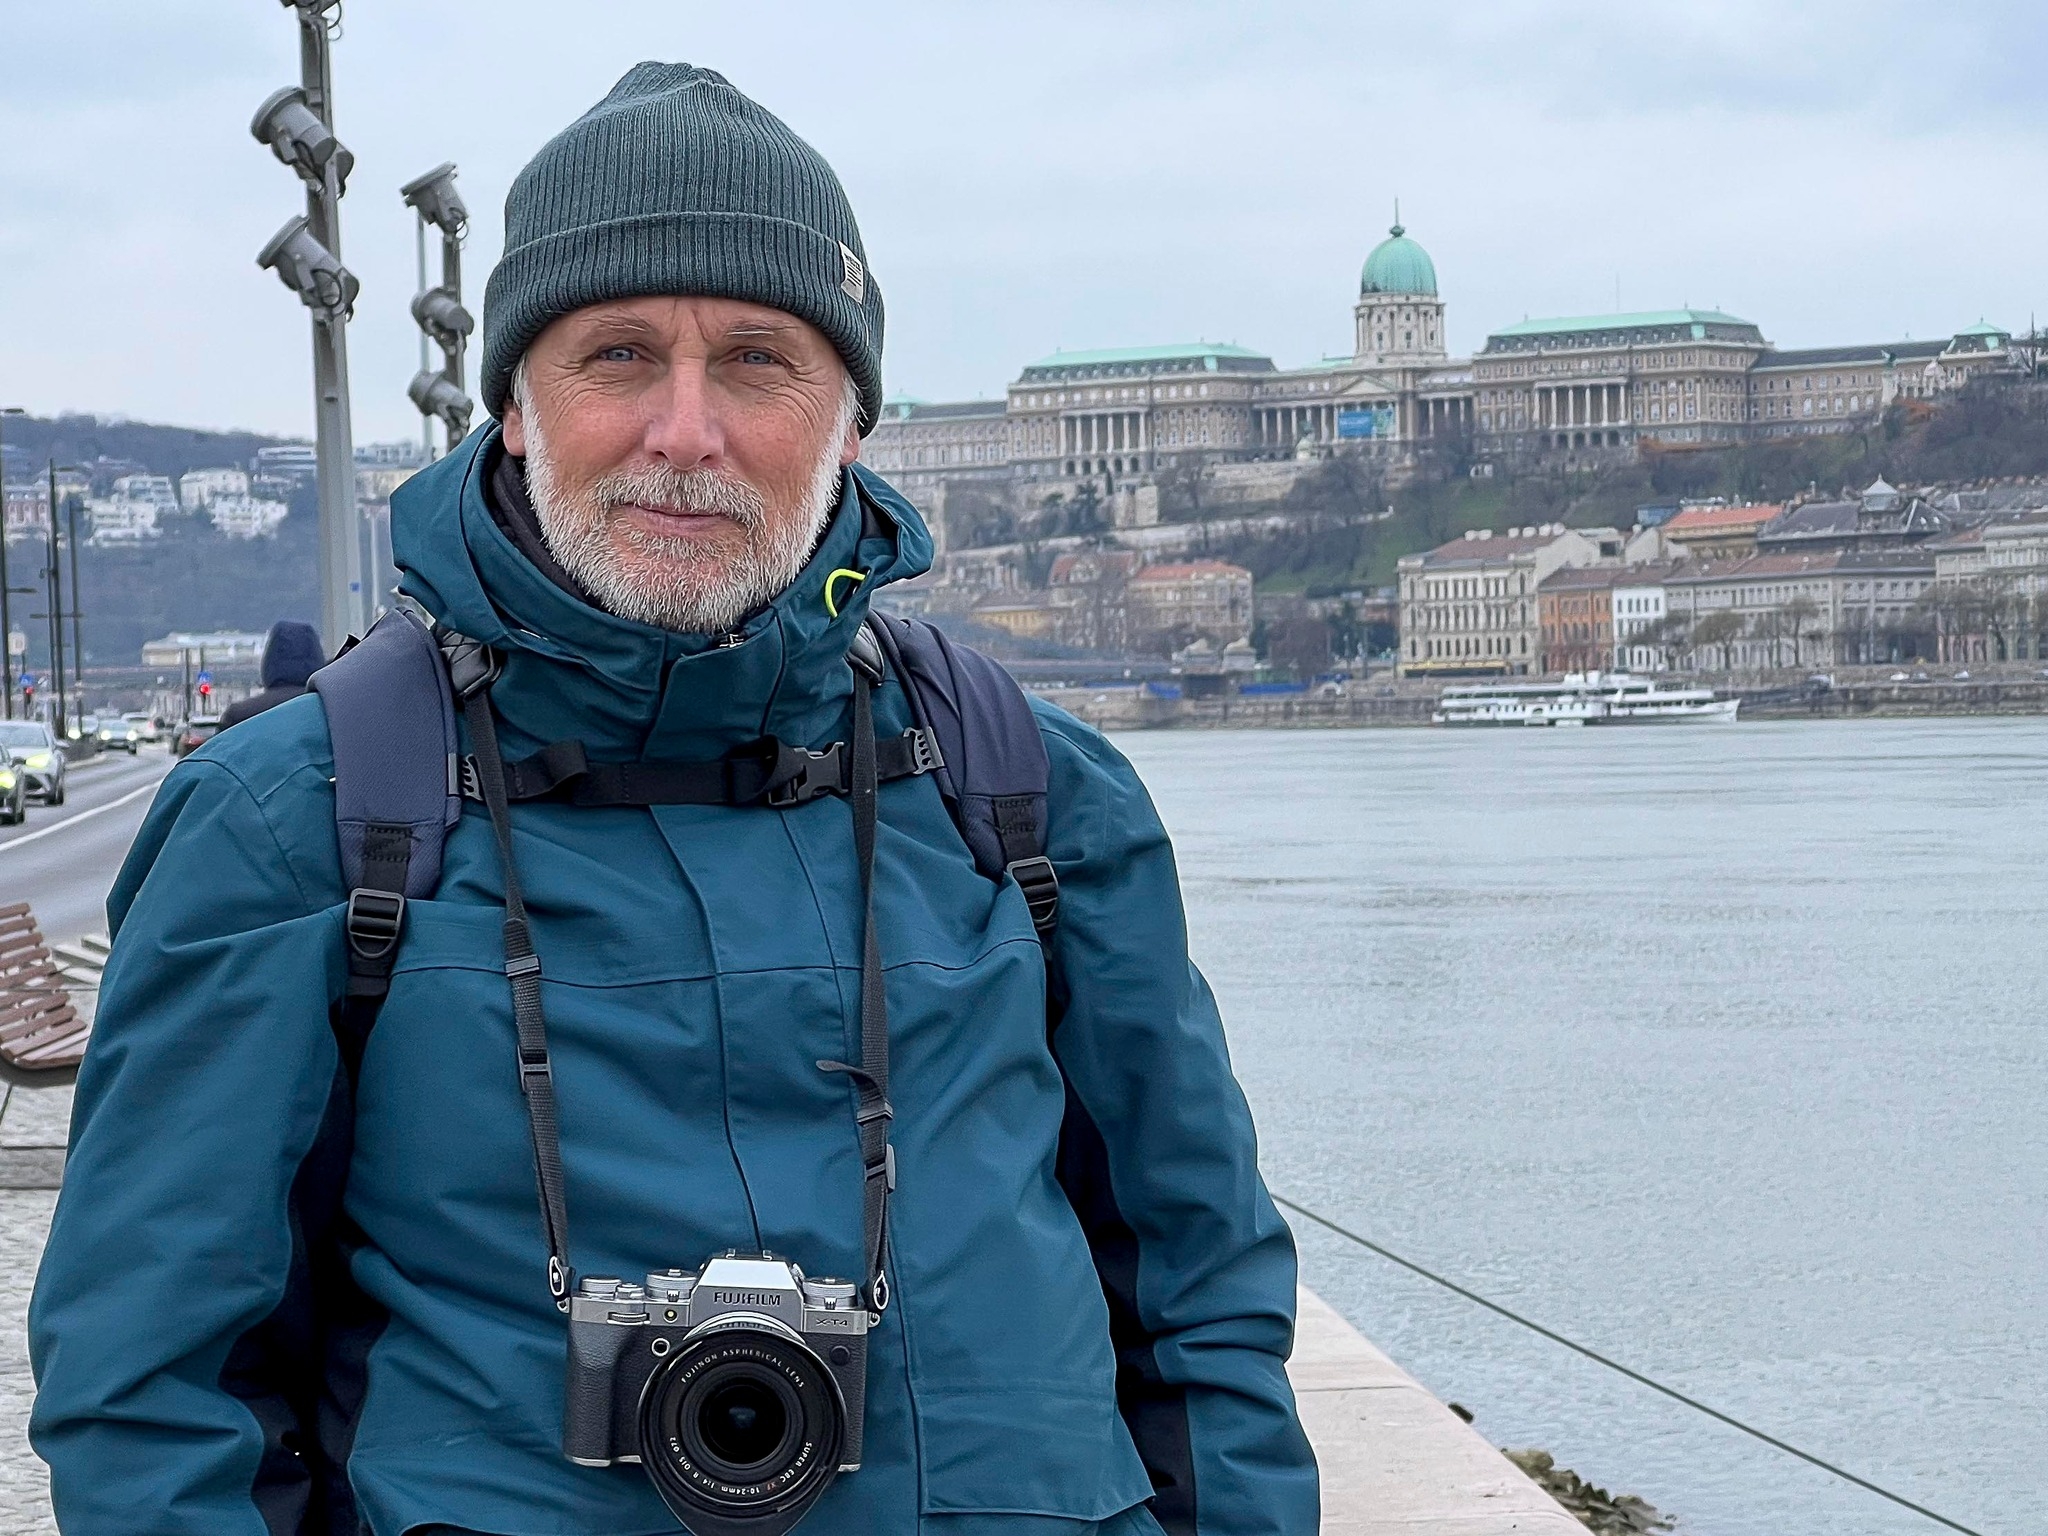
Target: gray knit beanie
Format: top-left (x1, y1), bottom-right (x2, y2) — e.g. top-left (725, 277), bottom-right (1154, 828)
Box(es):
top-left (481, 63), bottom-right (884, 432)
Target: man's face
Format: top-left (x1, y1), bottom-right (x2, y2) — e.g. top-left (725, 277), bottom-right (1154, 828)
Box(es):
top-left (501, 295), bottom-right (862, 633)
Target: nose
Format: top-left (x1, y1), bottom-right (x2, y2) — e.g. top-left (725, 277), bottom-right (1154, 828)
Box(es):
top-left (640, 360), bottom-right (727, 470)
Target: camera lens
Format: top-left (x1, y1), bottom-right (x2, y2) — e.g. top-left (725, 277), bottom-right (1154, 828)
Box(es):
top-left (698, 1377), bottom-right (788, 1467)
top-left (638, 1320), bottom-right (845, 1533)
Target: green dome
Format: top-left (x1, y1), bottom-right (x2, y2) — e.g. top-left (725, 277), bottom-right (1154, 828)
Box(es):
top-left (1361, 223), bottom-right (1437, 297)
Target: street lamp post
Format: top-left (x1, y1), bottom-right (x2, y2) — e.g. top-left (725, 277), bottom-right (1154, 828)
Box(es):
top-left (402, 163), bottom-right (475, 457)
top-left (0, 406), bottom-right (23, 719)
top-left (43, 461), bottom-right (64, 734)
top-left (65, 494), bottom-right (83, 720)
top-left (253, 0), bottom-right (363, 652)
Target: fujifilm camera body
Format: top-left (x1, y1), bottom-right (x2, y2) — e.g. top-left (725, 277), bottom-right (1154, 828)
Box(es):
top-left (564, 1251), bottom-right (869, 1536)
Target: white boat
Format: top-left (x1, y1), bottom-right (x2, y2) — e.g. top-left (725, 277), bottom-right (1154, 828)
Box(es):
top-left (1434, 672), bottom-right (1740, 727)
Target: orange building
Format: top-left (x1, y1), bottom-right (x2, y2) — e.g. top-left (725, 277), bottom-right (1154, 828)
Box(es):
top-left (1538, 566), bottom-right (1621, 673)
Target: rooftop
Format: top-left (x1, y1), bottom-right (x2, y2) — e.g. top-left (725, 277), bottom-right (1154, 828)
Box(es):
top-left (1361, 222), bottom-right (1438, 297)
top-left (1481, 310), bottom-right (1766, 353)
top-left (1131, 560), bottom-right (1253, 581)
top-left (1408, 526), bottom-right (1600, 566)
top-left (875, 398), bottom-right (1006, 423)
top-left (1539, 565), bottom-right (1630, 591)
top-left (1754, 340), bottom-right (1947, 369)
top-left (1021, 342), bottom-right (1272, 371)
top-left (1663, 502), bottom-right (1782, 534)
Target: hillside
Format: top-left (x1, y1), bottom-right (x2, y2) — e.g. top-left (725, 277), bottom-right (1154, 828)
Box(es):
top-left (1208, 378), bottom-right (2048, 598)
top-left (0, 412), bottom-right (295, 487)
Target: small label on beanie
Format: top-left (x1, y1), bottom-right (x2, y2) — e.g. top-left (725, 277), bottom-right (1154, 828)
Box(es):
top-left (839, 243), bottom-right (865, 303)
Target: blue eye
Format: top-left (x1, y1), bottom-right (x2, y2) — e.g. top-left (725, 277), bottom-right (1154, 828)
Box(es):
top-left (739, 349), bottom-right (777, 366)
top-left (598, 346), bottom-right (636, 362)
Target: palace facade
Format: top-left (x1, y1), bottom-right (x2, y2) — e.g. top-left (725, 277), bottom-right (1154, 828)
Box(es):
top-left (861, 221), bottom-right (2019, 544)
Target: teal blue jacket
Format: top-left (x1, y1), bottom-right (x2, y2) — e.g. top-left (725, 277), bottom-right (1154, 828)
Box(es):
top-left (29, 430), bottom-right (1316, 1535)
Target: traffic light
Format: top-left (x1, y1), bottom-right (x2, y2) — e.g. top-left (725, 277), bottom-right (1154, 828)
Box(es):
top-left (402, 162), bottom-right (474, 449)
top-left (197, 680), bottom-right (213, 706)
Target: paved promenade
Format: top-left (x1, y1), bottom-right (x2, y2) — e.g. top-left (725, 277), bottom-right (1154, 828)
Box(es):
top-left (0, 1074), bottom-right (1575, 1536)
top-left (0, 1081), bottom-right (66, 1536)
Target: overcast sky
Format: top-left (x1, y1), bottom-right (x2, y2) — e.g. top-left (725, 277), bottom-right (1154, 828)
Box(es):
top-left (3, 1), bottom-right (2044, 444)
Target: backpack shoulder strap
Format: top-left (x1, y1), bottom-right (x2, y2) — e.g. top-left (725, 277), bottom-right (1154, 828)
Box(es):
top-left (866, 613), bottom-right (1059, 938)
top-left (308, 608), bottom-right (463, 1045)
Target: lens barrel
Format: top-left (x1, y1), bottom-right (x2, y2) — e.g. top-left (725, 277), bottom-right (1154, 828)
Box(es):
top-left (637, 1319), bottom-right (845, 1536)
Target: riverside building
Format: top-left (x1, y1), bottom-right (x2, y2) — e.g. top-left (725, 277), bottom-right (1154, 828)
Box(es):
top-left (865, 220), bottom-right (2021, 547)
top-left (1396, 525), bottom-right (1626, 677)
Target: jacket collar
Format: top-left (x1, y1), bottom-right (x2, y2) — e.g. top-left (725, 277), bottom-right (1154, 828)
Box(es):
top-left (391, 424), bottom-right (932, 760)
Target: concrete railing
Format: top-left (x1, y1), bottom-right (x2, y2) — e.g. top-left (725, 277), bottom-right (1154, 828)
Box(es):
top-left (1291, 1287), bottom-right (1583, 1534)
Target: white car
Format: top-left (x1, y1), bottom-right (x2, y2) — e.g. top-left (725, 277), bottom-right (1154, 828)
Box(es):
top-left (0, 720), bottom-right (65, 804)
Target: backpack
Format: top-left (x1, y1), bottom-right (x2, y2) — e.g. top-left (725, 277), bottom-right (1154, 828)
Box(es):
top-left (308, 606), bottom-right (1060, 1048)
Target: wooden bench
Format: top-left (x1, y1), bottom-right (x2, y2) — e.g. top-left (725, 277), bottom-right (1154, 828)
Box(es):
top-left (0, 901), bottom-right (91, 1083)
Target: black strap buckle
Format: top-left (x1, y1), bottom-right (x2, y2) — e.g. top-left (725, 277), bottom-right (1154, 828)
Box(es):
top-left (344, 888), bottom-right (407, 961)
top-left (518, 1047), bottom-right (553, 1093)
top-left (764, 741), bottom-right (847, 808)
top-left (866, 1144), bottom-right (896, 1192)
top-left (1006, 856), bottom-right (1061, 935)
top-left (437, 628), bottom-right (503, 701)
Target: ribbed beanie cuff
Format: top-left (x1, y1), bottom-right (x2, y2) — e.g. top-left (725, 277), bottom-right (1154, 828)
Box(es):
top-left (482, 64), bottom-right (884, 432)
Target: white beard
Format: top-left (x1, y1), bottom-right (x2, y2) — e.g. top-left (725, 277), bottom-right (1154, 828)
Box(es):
top-left (521, 406), bottom-right (848, 635)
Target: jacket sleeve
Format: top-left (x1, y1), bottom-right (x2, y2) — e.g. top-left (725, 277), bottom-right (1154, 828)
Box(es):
top-left (28, 753), bottom-right (350, 1536)
top-left (1034, 701), bottom-right (1319, 1536)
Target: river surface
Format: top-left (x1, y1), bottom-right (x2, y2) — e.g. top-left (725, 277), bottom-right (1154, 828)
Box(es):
top-left (1115, 716), bottom-right (2043, 1536)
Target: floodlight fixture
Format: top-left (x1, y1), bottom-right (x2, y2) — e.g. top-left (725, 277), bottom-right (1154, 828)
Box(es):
top-left (410, 287), bottom-right (474, 350)
top-left (401, 162), bottom-right (468, 237)
top-left (408, 371), bottom-right (473, 438)
top-left (251, 86), bottom-right (353, 193)
top-left (257, 215), bottom-right (359, 320)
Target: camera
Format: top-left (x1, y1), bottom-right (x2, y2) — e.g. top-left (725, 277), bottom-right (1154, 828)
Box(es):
top-left (564, 1251), bottom-right (869, 1536)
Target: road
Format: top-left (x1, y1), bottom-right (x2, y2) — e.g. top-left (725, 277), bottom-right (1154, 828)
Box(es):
top-left (0, 748), bottom-right (174, 946)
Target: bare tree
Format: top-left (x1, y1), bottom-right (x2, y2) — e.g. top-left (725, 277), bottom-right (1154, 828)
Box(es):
top-left (1783, 593), bottom-right (1822, 669)
top-left (1688, 608), bottom-right (1747, 673)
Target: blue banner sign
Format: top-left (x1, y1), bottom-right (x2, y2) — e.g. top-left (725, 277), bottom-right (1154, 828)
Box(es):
top-left (1336, 405), bottom-right (1396, 440)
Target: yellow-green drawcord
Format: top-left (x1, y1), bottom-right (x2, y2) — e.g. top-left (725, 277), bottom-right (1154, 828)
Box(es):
top-left (823, 567), bottom-right (867, 618)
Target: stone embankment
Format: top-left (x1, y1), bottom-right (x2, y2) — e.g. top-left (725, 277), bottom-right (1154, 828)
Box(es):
top-left (1291, 1288), bottom-right (1590, 1533)
top-left (1036, 668), bottom-right (2048, 730)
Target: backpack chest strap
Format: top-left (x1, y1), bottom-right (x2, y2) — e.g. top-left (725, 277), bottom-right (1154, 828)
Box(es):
top-left (458, 727), bottom-right (943, 809)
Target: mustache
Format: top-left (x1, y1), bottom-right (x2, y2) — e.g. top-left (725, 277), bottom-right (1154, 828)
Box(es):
top-left (590, 463), bottom-right (765, 528)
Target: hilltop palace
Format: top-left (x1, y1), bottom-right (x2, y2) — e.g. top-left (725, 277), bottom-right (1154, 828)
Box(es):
top-left (860, 220), bottom-right (2015, 547)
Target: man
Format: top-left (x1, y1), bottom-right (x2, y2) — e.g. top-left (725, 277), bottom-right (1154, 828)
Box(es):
top-left (216, 619), bottom-right (326, 729)
top-left (31, 64), bottom-right (1316, 1536)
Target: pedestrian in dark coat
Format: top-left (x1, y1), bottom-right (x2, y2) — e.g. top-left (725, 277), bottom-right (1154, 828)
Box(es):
top-left (216, 619), bottom-right (326, 728)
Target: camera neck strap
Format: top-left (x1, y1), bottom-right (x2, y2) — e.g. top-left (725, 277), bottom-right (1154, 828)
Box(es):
top-left (457, 652), bottom-right (894, 1318)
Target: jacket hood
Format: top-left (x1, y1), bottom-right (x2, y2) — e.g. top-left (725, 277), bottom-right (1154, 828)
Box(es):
top-left (390, 426), bottom-right (933, 760)
top-left (260, 620), bottom-right (327, 688)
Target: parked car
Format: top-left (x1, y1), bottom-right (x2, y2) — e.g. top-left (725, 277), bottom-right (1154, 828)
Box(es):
top-left (172, 716), bottom-right (222, 758)
top-left (0, 757), bottom-right (25, 824)
top-left (1890, 671), bottom-right (1909, 681)
top-left (0, 720), bottom-right (65, 805)
top-left (97, 716), bottom-right (143, 753)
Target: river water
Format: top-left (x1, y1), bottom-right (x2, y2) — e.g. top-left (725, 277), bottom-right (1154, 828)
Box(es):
top-left (1116, 716), bottom-right (2043, 1536)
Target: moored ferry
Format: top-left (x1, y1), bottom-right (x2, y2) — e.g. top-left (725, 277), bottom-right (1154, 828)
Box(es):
top-left (1434, 672), bottom-right (1740, 727)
